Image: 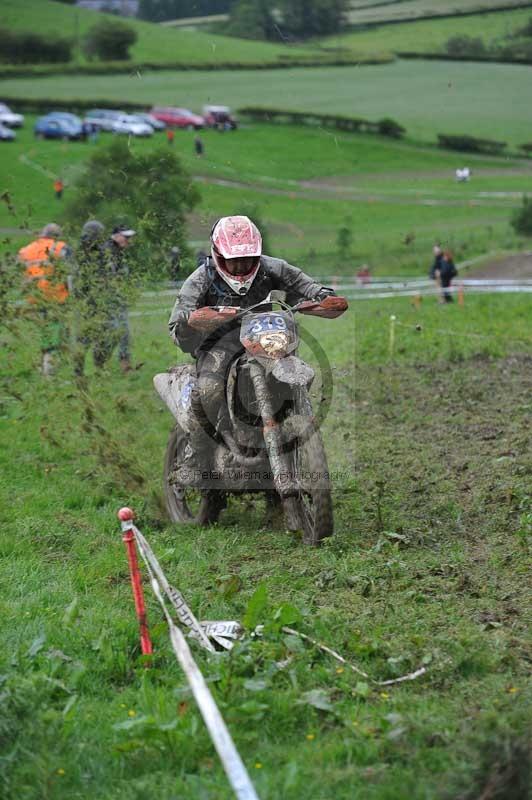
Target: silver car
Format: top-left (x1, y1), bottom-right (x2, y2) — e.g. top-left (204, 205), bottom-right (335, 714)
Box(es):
top-left (0, 103), bottom-right (24, 128)
top-left (111, 114), bottom-right (154, 137)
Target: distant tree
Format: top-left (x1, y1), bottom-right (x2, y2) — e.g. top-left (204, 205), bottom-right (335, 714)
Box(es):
top-left (82, 19), bottom-right (137, 61)
top-left (63, 140), bottom-right (200, 278)
top-left (277, 0), bottom-right (348, 38)
top-left (445, 35), bottom-right (487, 58)
top-left (139, 0), bottom-right (233, 21)
top-left (225, 0), bottom-right (347, 40)
top-left (224, 0), bottom-right (276, 40)
top-left (511, 195), bottom-right (532, 236)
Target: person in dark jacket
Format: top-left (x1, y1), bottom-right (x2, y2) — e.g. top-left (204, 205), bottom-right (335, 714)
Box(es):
top-left (73, 219), bottom-right (106, 375)
top-left (430, 244), bottom-right (457, 303)
top-left (169, 216), bottom-right (340, 472)
top-left (104, 225), bottom-right (136, 371)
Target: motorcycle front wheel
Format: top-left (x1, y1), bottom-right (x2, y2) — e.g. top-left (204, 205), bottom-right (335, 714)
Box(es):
top-left (284, 390), bottom-right (334, 546)
top-left (164, 425), bottom-right (225, 525)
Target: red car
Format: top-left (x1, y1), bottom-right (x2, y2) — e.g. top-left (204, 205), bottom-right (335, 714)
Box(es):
top-left (151, 107), bottom-right (205, 130)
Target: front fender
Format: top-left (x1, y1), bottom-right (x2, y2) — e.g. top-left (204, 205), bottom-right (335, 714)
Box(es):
top-left (272, 355), bottom-right (314, 386)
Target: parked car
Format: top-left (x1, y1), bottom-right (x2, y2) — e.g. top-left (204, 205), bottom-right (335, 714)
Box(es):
top-left (151, 107), bottom-right (205, 130)
top-left (134, 112), bottom-right (166, 131)
top-left (0, 103), bottom-right (24, 128)
top-left (47, 111), bottom-right (83, 127)
top-left (111, 114), bottom-right (153, 137)
top-left (0, 123), bottom-right (15, 141)
top-left (34, 114), bottom-right (84, 141)
top-left (84, 109), bottom-right (123, 131)
top-left (203, 105), bottom-right (237, 130)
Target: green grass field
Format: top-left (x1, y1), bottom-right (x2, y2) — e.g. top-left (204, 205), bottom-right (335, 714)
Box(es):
top-left (2, 118), bottom-right (528, 272)
top-left (346, 0), bottom-right (529, 25)
top-left (2, 58), bottom-right (531, 148)
top-left (324, 7), bottom-right (532, 55)
top-left (2, 5), bottom-right (532, 793)
top-left (0, 0), bottom-right (323, 66)
top-left (1, 290), bottom-right (531, 800)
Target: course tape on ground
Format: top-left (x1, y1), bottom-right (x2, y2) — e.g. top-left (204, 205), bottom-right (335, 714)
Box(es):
top-left (120, 514), bottom-right (429, 796)
top-left (125, 520), bottom-right (258, 800)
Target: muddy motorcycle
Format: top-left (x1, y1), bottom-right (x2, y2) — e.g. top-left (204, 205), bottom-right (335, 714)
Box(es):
top-left (154, 294), bottom-right (347, 545)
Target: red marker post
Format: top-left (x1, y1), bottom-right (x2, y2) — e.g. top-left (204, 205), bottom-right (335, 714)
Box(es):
top-left (118, 507), bottom-right (153, 658)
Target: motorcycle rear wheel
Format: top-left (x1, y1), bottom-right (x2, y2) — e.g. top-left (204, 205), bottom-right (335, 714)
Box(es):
top-left (284, 394), bottom-right (334, 546)
top-left (164, 425), bottom-right (225, 525)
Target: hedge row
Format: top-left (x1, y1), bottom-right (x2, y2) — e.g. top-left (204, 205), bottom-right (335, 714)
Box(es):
top-left (0, 52), bottom-right (393, 79)
top-left (437, 134), bottom-right (507, 155)
top-left (1, 97), bottom-right (146, 113)
top-left (238, 107), bottom-right (406, 138)
top-left (399, 51), bottom-right (532, 66)
top-left (0, 28), bottom-right (72, 65)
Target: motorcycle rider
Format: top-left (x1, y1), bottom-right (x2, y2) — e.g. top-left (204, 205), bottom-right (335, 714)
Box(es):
top-left (169, 215), bottom-right (345, 475)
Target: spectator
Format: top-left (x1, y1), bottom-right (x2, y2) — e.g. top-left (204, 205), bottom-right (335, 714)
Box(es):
top-left (54, 177), bottom-right (65, 200)
top-left (169, 245), bottom-right (181, 281)
top-left (166, 128), bottom-right (175, 146)
top-left (430, 244), bottom-right (456, 303)
top-left (194, 135), bottom-right (204, 158)
top-left (18, 223), bottom-right (71, 376)
top-left (83, 121), bottom-right (99, 143)
top-left (356, 264), bottom-right (371, 285)
top-left (73, 219), bottom-right (117, 376)
top-left (196, 249), bottom-right (207, 268)
top-left (440, 249), bottom-right (457, 303)
top-left (455, 167), bottom-right (471, 182)
top-left (104, 225), bottom-right (136, 372)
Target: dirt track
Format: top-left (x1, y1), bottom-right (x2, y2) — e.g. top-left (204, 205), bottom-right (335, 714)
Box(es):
top-left (470, 252), bottom-right (532, 279)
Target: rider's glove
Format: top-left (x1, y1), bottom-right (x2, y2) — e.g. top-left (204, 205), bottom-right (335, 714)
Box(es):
top-left (314, 287), bottom-right (336, 301)
top-left (188, 306), bottom-right (238, 333)
top-left (299, 295), bottom-right (348, 319)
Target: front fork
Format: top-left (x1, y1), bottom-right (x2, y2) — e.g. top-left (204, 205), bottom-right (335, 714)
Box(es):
top-left (248, 361), bottom-right (296, 499)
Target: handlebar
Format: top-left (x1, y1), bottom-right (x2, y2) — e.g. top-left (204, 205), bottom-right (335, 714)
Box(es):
top-left (214, 295), bottom-right (348, 321)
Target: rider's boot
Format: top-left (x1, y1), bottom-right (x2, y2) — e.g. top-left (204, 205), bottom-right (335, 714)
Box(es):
top-left (173, 423), bottom-right (214, 485)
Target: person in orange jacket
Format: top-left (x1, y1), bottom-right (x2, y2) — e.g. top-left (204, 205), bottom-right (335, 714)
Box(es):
top-left (54, 177), bottom-right (65, 200)
top-left (18, 223), bottom-right (71, 375)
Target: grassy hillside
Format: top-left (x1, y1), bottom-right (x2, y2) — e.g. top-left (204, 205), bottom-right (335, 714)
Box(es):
top-left (2, 59), bottom-right (531, 147)
top-left (1, 290), bottom-right (531, 800)
top-left (2, 119), bottom-right (527, 271)
top-left (0, 0), bottom-right (324, 66)
top-left (346, 0), bottom-right (530, 25)
top-left (323, 7), bottom-right (532, 56)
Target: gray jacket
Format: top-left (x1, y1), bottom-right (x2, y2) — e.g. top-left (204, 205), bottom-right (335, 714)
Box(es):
top-left (169, 255), bottom-right (331, 355)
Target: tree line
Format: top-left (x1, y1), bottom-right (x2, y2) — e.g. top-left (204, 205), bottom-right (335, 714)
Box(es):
top-left (139, 0), bottom-right (349, 37)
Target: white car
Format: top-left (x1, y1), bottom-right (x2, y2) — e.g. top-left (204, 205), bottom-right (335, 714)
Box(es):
top-left (0, 123), bottom-right (15, 141)
top-left (111, 114), bottom-right (153, 137)
top-left (84, 109), bottom-right (123, 131)
top-left (0, 103), bottom-right (24, 128)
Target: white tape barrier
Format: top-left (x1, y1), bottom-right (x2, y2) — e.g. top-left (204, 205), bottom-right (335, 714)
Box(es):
top-left (141, 278), bottom-right (532, 298)
top-left (131, 523), bottom-right (259, 800)
top-left (345, 284), bottom-right (532, 300)
top-left (132, 282), bottom-right (532, 316)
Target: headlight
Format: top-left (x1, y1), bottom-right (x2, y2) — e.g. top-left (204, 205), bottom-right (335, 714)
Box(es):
top-left (259, 332), bottom-right (290, 357)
